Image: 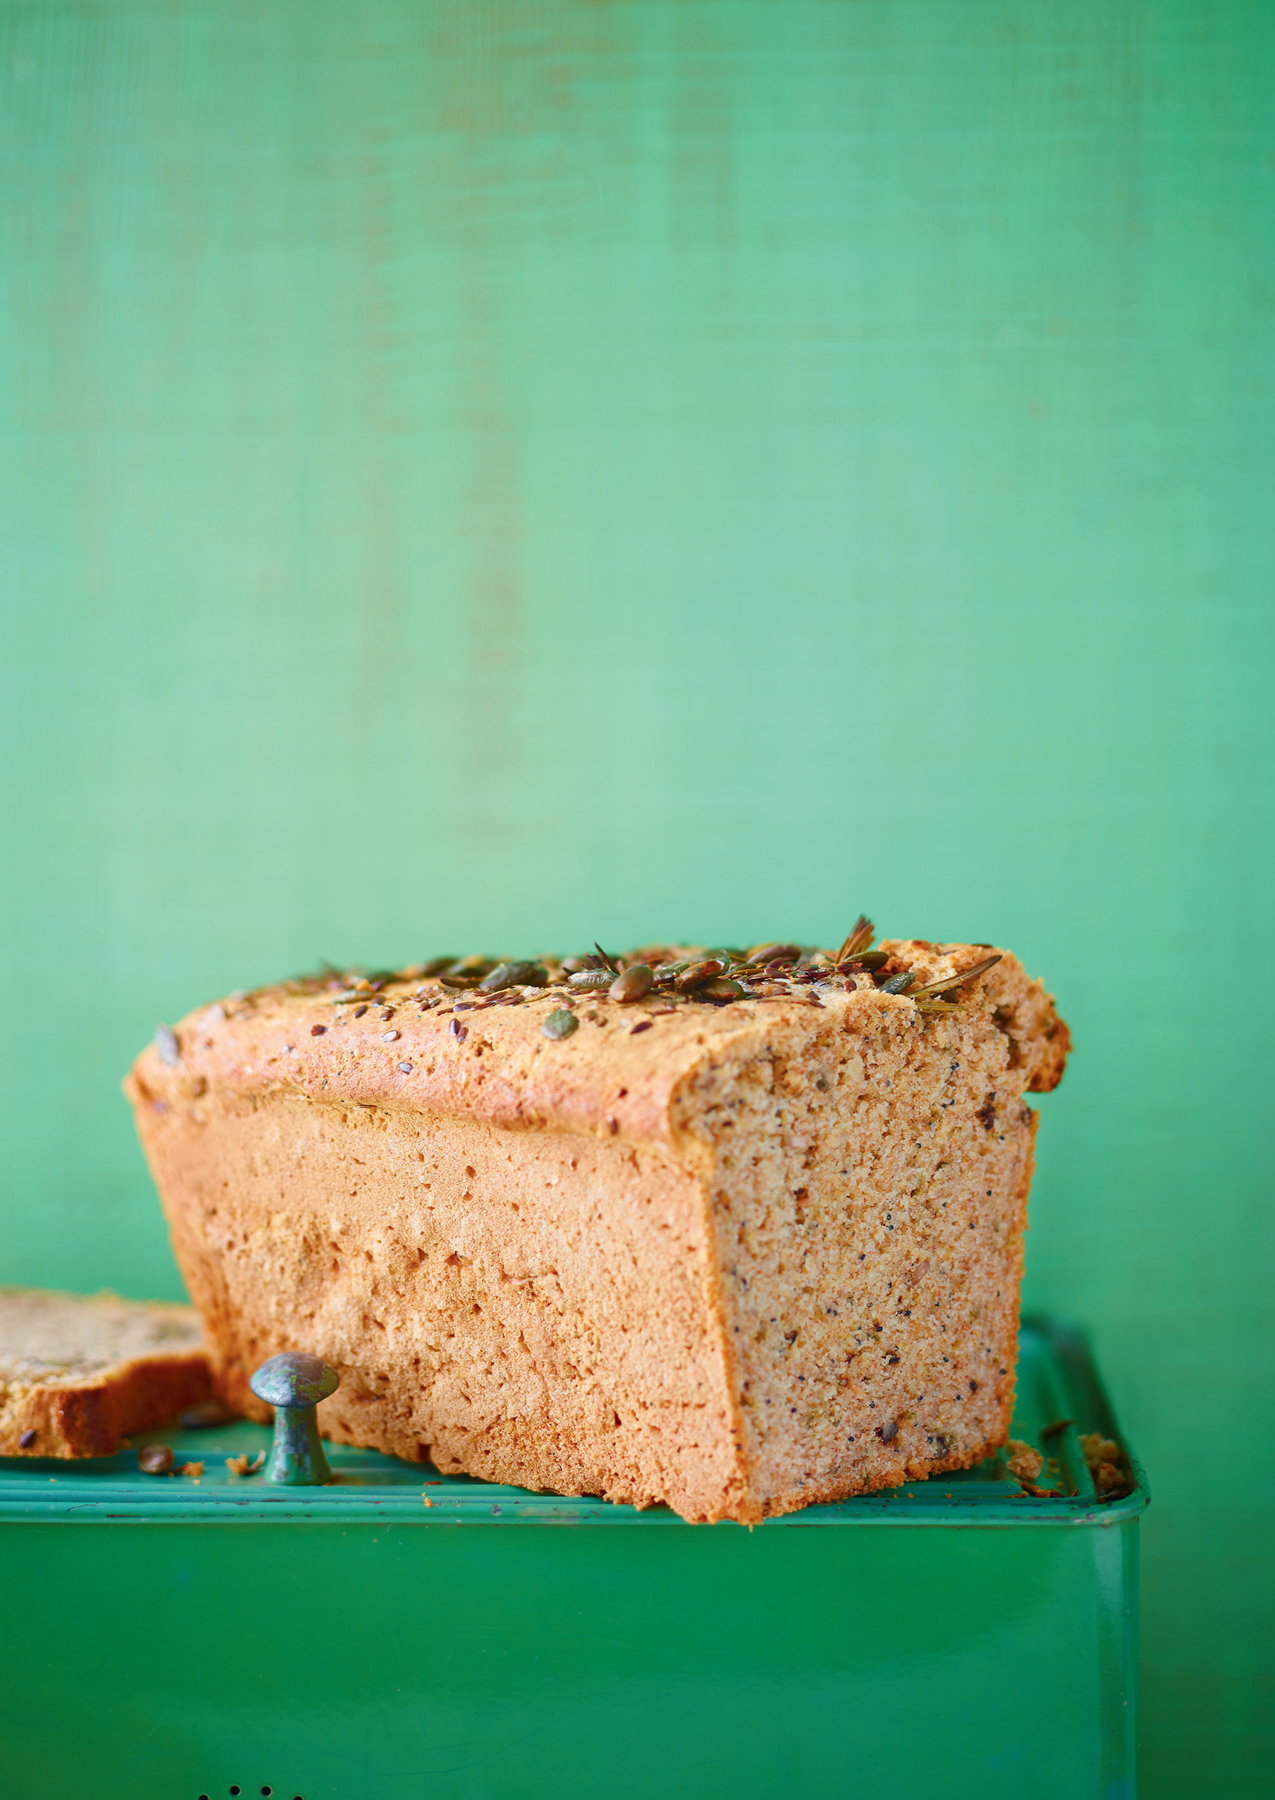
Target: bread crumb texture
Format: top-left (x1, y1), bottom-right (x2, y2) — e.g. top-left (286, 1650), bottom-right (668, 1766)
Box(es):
top-left (0, 1288), bottom-right (211, 1458)
top-left (126, 935), bottom-right (1068, 1520)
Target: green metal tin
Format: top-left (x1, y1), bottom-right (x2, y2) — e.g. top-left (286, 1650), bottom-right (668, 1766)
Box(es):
top-left (0, 1317), bottom-right (1143, 1800)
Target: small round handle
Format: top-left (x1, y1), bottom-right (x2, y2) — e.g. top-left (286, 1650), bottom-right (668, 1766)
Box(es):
top-left (250, 1352), bottom-right (340, 1486)
top-left (250, 1351), bottom-right (340, 1409)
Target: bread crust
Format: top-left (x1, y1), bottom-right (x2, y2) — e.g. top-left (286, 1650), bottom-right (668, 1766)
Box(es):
top-left (125, 940), bottom-right (1068, 1519)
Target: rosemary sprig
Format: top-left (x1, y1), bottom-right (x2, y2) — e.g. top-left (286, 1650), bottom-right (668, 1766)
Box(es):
top-left (836, 916), bottom-right (875, 962)
top-left (910, 954), bottom-right (1002, 999)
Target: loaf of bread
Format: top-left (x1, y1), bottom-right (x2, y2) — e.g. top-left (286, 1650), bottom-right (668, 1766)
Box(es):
top-left (0, 1287), bottom-right (212, 1457)
top-left (125, 929), bottom-right (1069, 1521)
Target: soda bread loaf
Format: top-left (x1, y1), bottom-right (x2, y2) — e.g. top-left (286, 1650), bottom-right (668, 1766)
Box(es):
top-left (0, 1287), bottom-right (211, 1458)
top-left (125, 929), bottom-right (1069, 1522)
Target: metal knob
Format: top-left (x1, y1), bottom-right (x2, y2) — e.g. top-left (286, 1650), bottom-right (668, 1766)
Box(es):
top-left (249, 1352), bottom-right (340, 1486)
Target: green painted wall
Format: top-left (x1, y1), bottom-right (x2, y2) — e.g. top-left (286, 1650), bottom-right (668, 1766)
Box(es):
top-left (1, 2), bottom-right (1269, 1791)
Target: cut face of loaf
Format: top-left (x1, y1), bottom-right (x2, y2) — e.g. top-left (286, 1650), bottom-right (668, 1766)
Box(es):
top-left (125, 939), bottom-right (1069, 1522)
top-left (0, 1287), bottom-right (211, 1458)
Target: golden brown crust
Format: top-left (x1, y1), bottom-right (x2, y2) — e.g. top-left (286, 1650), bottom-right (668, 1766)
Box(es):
top-left (127, 942), bottom-right (1068, 1138)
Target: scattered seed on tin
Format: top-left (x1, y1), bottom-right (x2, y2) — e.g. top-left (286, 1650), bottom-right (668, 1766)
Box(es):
top-left (138, 1443), bottom-right (174, 1475)
top-left (542, 1009), bottom-right (579, 1040)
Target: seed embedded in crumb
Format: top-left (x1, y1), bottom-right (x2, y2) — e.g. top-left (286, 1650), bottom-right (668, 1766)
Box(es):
top-left (18, 1428), bottom-right (36, 1449)
top-left (310, 1024), bottom-right (326, 1036)
top-left (155, 1024), bottom-right (181, 1066)
top-left (630, 1020), bottom-right (653, 1034)
top-left (381, 1029), bottom-right (400, 1042)
top-left (398, 1061), bottom-right (413, 1074)
top-left (542, 1009), bottom-right (578, 1040)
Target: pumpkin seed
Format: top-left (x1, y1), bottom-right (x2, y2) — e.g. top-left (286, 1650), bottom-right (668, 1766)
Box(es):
top-left (836, 950), bottom-right (889, 973)
top-left (745, 943), bottom-right (800, 967)
top-left (569, 969), bottom-right (613, 991)
top-left (880, 971), bottom-right (916, 995)
top-left (700, 977), bottom-right (746, 1001)
top-left (610, 964), bottom-right (654, 1003)
top-left (479, 960), bottom-right (548, 993)
top-left (542, 1009), bottom-right (579, 1040)
top-left (677, 958), bottom-right (729, 991)
top-left (836, 916), bottom-right (874, 962)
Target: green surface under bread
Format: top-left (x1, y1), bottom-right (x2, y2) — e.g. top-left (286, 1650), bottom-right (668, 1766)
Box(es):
top-left (0, 1316), bottom-right (1146, 1527)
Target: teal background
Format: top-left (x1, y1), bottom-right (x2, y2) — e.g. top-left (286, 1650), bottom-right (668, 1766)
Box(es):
top-left (0, 2), bottom-right (1270, 1792)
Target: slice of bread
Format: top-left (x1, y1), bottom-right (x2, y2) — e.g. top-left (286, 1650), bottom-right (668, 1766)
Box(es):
top-left (0, 1287), bottom-right (212, 1458)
